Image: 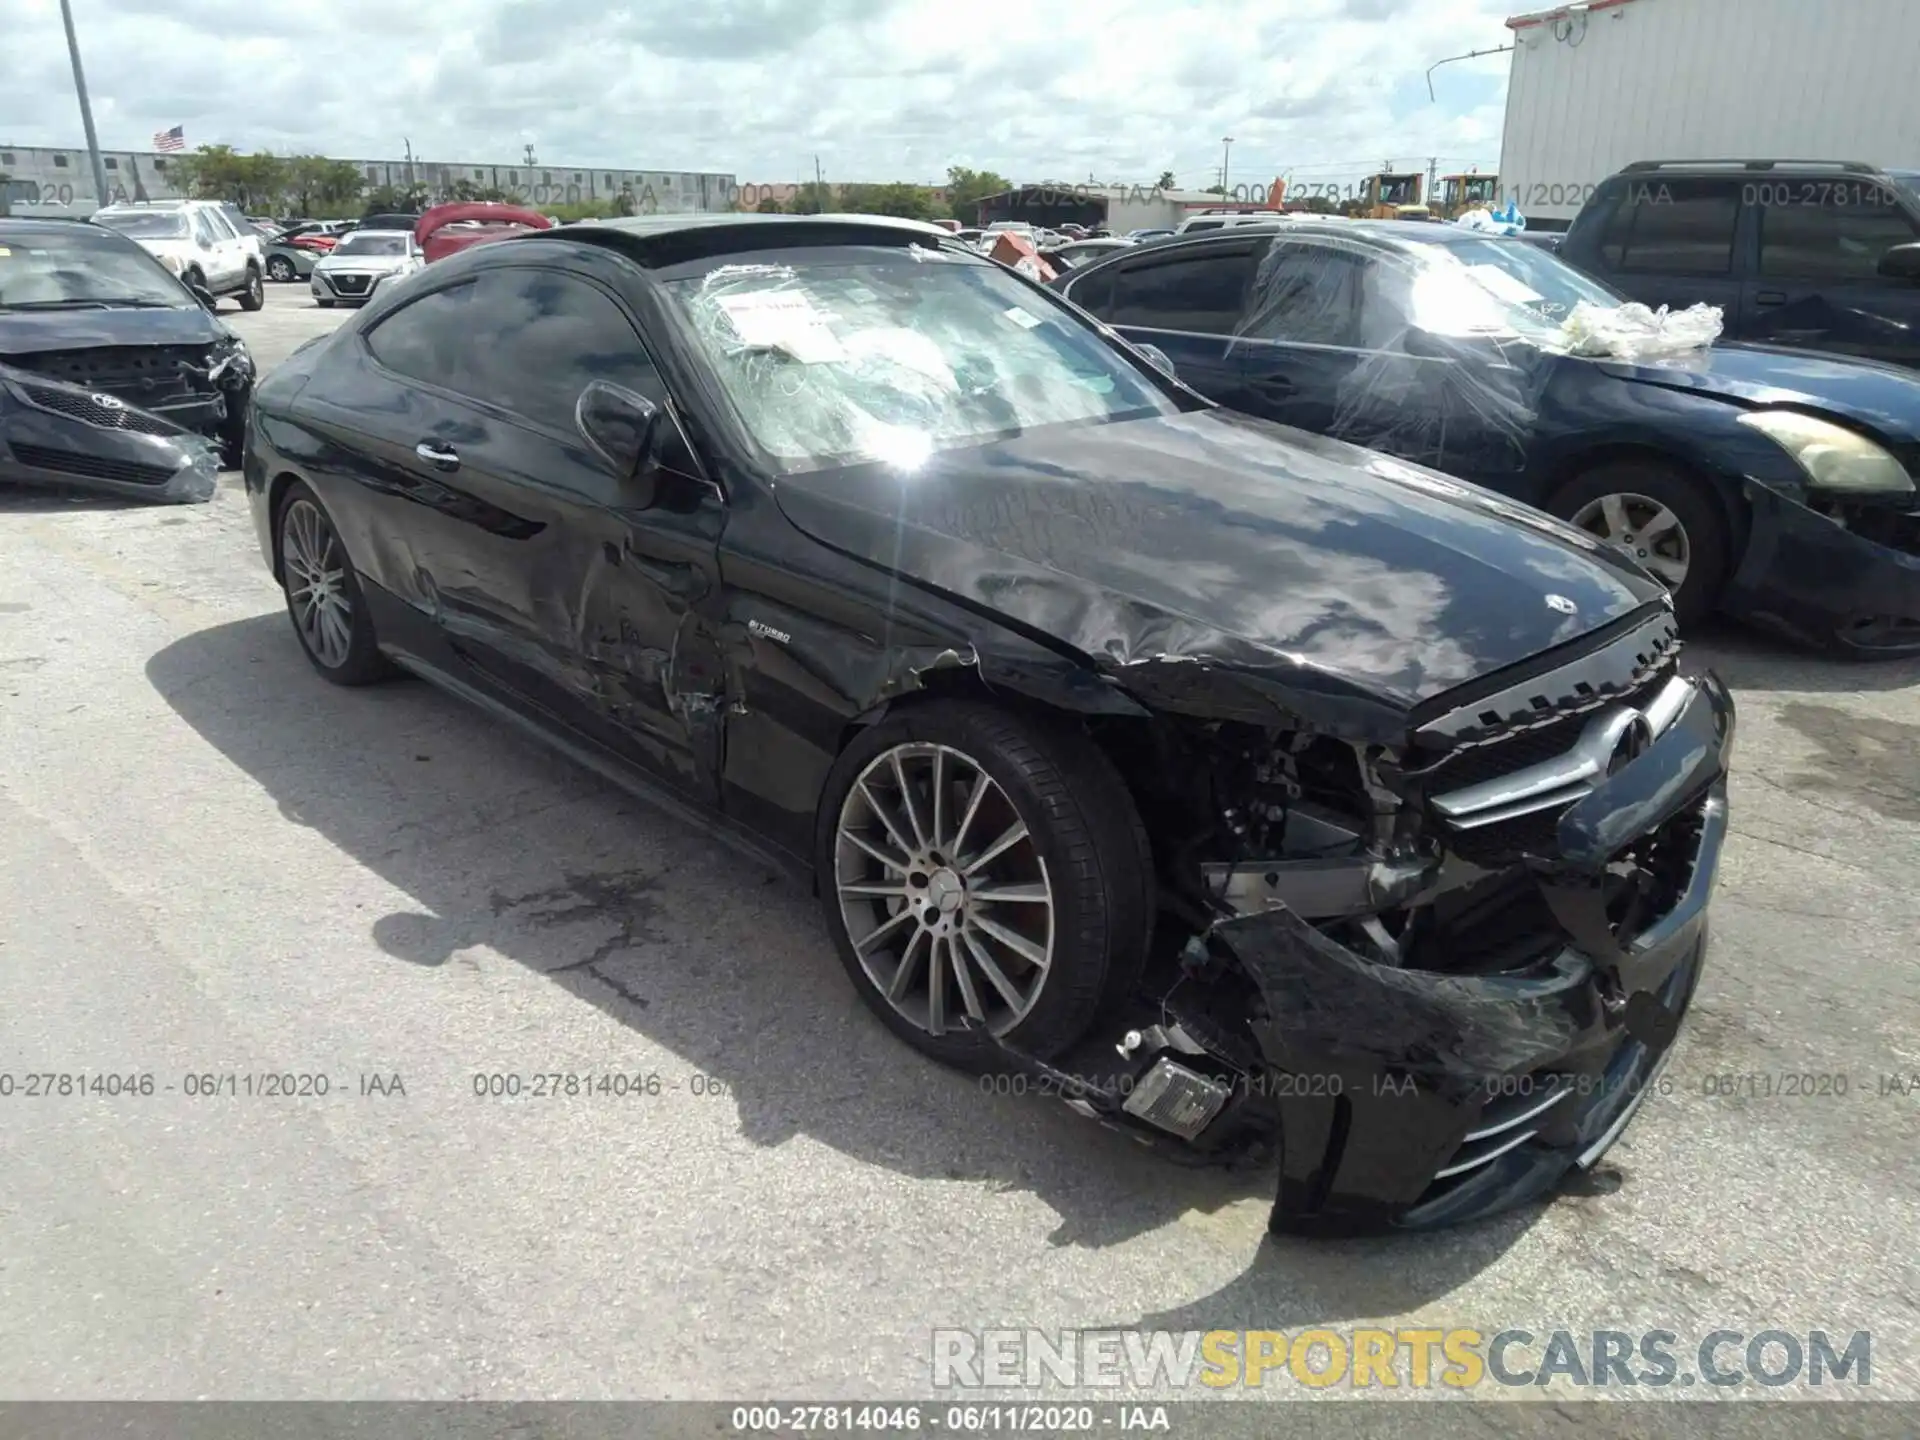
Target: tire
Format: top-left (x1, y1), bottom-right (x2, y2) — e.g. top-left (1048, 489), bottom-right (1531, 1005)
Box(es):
top-left (1548, 459), bottom-right (1731, 626)
top-left (266, 255), bottom-right (295, 282)
top-left (274, 481), bottom-right (391, 686)
top-left (238, 265), bottom-right (265, 311)
top-left (315, 298), bottom-right (335, 309)
top-left (815, 701), bottom-right (1151, 1068)
top-left (185, 269), bottom-right (211, 307)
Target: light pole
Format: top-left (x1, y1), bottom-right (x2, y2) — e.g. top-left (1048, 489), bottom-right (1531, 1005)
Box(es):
top-left (58, 0), bottom-right (110, 211)
top-left (1221, 136), bottom-right (1234, 199)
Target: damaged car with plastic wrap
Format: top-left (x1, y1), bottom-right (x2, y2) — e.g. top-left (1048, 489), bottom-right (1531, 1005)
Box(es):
top-left (1058, 219), bottom-right (1920, 657)
top-left (0, 217), bottom-right (251, 503)
top-left (242, 215), bottom-right (1734, 1233)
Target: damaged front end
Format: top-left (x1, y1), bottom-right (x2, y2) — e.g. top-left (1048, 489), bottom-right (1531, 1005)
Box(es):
top-left (0, 361), bottom-right (223, 503)
top-left (984, 608), bottom-right (1734, 1233)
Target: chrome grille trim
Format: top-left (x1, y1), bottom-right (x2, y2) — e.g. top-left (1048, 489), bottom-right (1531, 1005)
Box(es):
top-left (1463, 1082), bottom-right (1576, 1143)
top-left (1431, 674), bottom-right (1694, 831)
top-left (1435, 1081), bottom-right (1576, 1179)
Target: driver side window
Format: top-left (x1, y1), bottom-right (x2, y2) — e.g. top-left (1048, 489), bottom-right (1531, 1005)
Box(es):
top-left (191, 211), bottom-right (220, 248)
top-left (460, 268), bottom-right (662, 434)
top-left (1237, 243), bottom-right (1366, 347)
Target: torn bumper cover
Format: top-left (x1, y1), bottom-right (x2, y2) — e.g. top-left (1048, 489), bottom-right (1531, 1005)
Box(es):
top-left (996, 671), bottom-right (1734, 1234)
top-left (1724, 481), bottom-right (1920, 658)
top-left (0, 363), bottom-right (220, 503)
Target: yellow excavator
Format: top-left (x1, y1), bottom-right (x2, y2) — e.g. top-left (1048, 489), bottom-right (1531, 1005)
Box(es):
top-left (1347, 171), bottom-right (1430, 220)
top-left (1436, 172), bottom-right (1502, 220)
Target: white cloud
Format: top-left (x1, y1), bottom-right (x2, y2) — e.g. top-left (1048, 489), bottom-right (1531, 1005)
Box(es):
top-left (2, 0), bottom-right (1517, 187)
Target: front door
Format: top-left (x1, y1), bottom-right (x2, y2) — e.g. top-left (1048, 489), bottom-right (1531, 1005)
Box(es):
top-left (319, 263), bottom-right (726, 792)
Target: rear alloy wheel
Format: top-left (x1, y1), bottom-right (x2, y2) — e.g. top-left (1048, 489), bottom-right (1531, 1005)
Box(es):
top-left (266, 255), bottom-right (295, 282)
top-left (276, 484), bottom-right (390, 686)
top-left (1551, 460), bottom-right (1730, 625)
top-left (238, 265), bottom-right (265, 311)
top-left (818, 703), bottom-right (1150, 1066)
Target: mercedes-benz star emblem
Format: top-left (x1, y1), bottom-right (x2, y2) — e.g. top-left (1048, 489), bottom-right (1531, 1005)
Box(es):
top-left (1545, 594), bottom-right (1578, 615)
top-left (1607, 714), bottom-right (1654, 775)
top-left (90, 393), bottom-right (125, 410)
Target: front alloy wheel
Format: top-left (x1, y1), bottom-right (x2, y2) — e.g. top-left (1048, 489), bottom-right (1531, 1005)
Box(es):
top-left (1570, 491), bottom-right (1690, 591)
top-left (277, 485), bottom-right (388, 685)
top-left (835, 742), bottom-right (1056, 1039)
top-left (267, 255), bottom-right (295, 282)
top-left (817, 702), bottom-right (1151, 1066)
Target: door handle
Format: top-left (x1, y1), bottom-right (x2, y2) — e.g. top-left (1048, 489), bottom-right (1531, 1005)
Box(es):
top-left (1754, 290), bottom-right (1788, 306)
top-left (415, 441), bottom-right (460, 471)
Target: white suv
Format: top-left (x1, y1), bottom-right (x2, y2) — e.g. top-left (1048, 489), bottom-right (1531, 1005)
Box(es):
top-left (91, 200), bottom-right (266, 311)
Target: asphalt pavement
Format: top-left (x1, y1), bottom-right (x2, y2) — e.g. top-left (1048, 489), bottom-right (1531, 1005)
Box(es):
top-left (0, 286), bottom-right (1915, 1421)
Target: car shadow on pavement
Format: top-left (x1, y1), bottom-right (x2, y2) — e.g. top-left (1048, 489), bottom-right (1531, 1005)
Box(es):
top-left (146, 614), bottom-right (1532, 1325)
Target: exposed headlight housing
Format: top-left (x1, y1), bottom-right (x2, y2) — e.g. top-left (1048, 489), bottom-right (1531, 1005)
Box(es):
top-left (1737, 410), bottom-right (1914, 495)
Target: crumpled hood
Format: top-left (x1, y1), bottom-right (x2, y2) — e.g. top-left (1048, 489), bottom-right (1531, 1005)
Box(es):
top-left (0, 303), bottom-right (228, 358)
top-left (1597, 341), bottom-right (1920, 445)
top-left (772, 409), bottom-right (1664, 732)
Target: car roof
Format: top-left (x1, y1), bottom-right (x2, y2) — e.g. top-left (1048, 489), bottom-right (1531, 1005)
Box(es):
top-left (581, 213), bottom-right (953, 240)
top-left (0, 216), bottom-right (104, 236)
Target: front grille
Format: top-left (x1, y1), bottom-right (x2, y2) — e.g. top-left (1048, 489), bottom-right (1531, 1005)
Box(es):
top-left (328, 273), bottom-right (372, 295)
top-left (18, 382), bottom-right (178, 436)
top-left (6, 443), bottom-right (178, 486)
top-left (9, 345), bottom-right (213, 409)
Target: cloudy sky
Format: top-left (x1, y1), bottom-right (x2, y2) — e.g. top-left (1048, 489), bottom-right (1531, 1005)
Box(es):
top-left (4, 0), bottom-right (1520, 190)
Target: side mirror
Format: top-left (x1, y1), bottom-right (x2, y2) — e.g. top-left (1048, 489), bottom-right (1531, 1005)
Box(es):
top-left (1877, 242), bottom-right (1920, 282)
top-left (575, 380), bottom-right (661, 500)
top-left (189, 280), bottom-right (217, 311)
top-left (1134, 342), bottom-right (1178, 381)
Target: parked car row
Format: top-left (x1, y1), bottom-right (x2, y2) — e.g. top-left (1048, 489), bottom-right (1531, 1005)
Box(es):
top-left (228, 212), bottom-right (1734, 1237)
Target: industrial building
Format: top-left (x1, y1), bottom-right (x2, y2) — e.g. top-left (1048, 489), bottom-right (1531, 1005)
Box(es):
top-left (0, 143), bottom-right (737, 218)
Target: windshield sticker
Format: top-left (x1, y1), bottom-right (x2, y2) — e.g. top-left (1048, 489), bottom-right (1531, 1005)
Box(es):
top-left (1002, 307), bottom-right (1044, 330)
top-left (715, 290), bottom-right (845, 363)
top-left (0, 248), bottom-right (11, 258)
top-left (1468, 264), bottom-right (1544, 306)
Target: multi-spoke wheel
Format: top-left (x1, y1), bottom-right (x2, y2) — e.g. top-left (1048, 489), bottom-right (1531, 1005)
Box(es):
top-left (1550, 460), bottom-right (1730, 625)
top-left (1570, 492), bottom-right (1690, 591)
top-left (275, 481), bottom-right (390, 686)
top-left (817, 703), bottom-right (1151, 1065)
top-left (836, 742), bottom-right (1055, 1038)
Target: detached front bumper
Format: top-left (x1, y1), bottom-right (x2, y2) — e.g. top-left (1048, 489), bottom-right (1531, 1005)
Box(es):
top-left (1724, 482), bottom-right (1920, 658)
top-left (992, 671), bottom-right (1735, 1235)
top-left (0, 370), bottom-right (220, 504)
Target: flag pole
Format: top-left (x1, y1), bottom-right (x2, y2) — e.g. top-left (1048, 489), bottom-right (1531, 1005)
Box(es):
top-left (57, 0), bottom-right (111, 212)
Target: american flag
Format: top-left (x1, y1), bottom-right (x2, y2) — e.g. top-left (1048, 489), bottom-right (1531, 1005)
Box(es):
top-left (152, 125), bottom-right (185, 153)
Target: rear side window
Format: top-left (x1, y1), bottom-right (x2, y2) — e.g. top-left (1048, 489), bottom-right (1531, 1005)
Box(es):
top-left (1104, 249), bottom-right (1259, 335)
top-left (460, 269), bottom-right (659, 432)
top-left (1597, 180), bottom-right (1739, 275)
top-left (363, 281), bottom-right (477, 388)
top-left (1759, 194), bottom-right (1920, 281)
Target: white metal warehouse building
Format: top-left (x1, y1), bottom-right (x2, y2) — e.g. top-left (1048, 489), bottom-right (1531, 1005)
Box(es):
top-left (1498, 0), bottom-right (1920, 227)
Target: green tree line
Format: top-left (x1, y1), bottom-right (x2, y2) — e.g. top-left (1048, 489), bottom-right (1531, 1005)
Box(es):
top-left (157, 149), bottom-right (1199, 224)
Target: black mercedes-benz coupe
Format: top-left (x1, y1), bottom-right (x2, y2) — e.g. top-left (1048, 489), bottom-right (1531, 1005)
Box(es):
top-left (243, 215), bottom-right (1733, 1233)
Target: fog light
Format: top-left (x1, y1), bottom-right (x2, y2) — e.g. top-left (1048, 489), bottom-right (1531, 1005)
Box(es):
top-left (1122, 1059), bottom-right (1230, 1141)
